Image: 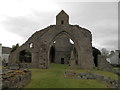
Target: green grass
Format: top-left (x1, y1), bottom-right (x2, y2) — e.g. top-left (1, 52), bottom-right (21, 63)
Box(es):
top-left (25, 64), bottom-right (110, 88)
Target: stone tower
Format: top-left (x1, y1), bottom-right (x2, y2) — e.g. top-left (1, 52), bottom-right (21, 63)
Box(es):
top-left (56, 10), bottom-right (69, 25)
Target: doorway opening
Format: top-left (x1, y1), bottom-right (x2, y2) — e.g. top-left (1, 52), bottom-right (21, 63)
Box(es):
top-left (49, 46), bottom-right (55, 63)
top-left (61, 58), bottom-right (64, 64)
top-left (19, 50), bottom-right (32, 63)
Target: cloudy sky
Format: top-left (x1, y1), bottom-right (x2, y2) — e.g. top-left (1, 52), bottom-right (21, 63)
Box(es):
top-left (0, 0), bottom-right (119, 51)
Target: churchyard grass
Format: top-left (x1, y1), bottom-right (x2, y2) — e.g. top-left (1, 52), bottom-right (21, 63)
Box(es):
top-left (24, 64), bottom-right (115, 88)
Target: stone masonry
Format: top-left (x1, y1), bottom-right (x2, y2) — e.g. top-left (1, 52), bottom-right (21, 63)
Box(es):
top-left (9, 10), bottom-right (96, 69)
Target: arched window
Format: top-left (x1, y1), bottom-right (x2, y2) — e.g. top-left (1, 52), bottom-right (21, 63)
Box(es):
top-left (69, 39), bottom-right (74, 44)
top-left (29, 43), bottom-right (33, 48)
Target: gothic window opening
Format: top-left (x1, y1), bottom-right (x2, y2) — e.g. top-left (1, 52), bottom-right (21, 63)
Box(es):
top-left (69, 39), bottom-right (74, 44)
top-left (29, 43), bottom-right (33, 48)
top-left (19, 50), bottom-right (32, 63)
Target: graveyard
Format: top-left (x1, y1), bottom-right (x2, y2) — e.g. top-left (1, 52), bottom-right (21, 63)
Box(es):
top-left (1, 63), bottom-right (119, 88)
top-left (24, 64), bottom-right (118, 88)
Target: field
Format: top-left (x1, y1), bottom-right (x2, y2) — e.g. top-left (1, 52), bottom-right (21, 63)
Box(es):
top-left (24, 64), bottom-right (118, 88)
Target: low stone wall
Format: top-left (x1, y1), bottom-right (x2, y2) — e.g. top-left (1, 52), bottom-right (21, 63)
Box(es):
top-left (1, 69), bottom-right (31, 89)
top-left (64, 70), bottom-right (119, 88)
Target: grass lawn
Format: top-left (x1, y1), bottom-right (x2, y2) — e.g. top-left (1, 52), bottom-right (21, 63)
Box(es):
top-left (24, 64), bottom-right (116, 88)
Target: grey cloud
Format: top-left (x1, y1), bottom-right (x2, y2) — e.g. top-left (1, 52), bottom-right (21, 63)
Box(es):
top-left (2, 2), bottom-right (118, 51)
top-left (57, 2), bottom-right (117, 24)
top-left (101, 40), bottom-right (118, 50)
top-left (2, 11), bottom-right (56, 40)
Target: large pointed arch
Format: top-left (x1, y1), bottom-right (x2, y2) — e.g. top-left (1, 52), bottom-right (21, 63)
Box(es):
top-left (19, 49), bottom-right (32, 63)
top-left (47, 31), bottom-right (79, 65)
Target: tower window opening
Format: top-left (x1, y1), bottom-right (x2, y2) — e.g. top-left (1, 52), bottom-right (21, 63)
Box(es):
top-left (61, 20), bottom-right (64, 24)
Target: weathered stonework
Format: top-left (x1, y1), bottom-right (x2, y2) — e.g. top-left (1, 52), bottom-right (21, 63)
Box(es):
top-left (64, 70), bottom-right (119, 88)
top-left (9, 10), bottom-right (95, 69)
top-left (97, 55), bottom-right (115, 73)
top-left (2, 69), bottom-right (31, 89)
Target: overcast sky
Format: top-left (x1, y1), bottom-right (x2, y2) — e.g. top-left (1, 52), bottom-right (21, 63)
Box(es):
top-left (0, 0), bottom-right (119, 51)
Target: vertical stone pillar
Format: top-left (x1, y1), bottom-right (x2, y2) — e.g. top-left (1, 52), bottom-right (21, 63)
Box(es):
top-left (39, 43), bottom-right (48, 69)
top-left (69, 49), bottom-right (76, 68)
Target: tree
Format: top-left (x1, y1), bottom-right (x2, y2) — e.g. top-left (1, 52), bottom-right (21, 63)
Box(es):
top-left (101, 48), bottom-right (109, 57)
top-left (11, 43), bottom-right (19, 53)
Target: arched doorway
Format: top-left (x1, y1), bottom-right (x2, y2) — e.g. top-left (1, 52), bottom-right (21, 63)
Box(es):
top-left (19, 50), bottom-right (32, 63)
top-left (49, 46), bottom-right (55, 63)
top-left (61, 58), bottom-right (64, 64)
top-left (48, 31), bottom-right (78, 65)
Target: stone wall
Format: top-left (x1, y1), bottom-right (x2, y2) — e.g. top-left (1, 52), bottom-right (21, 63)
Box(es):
top-left (1, 69), bottom-right (31, 89)
top-left (2, 54), bottom-right (9, 63)
top-left (9, 10), bottom-right (94, 69)
top-left (97, 55), bottom-right (115, 73)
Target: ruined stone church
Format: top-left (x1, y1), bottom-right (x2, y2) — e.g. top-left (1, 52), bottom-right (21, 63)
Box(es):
top-left (9, 10), bottom-right (95, 69)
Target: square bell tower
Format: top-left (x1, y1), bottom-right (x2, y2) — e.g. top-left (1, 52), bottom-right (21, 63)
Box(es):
top-left (56, 10), bottom-right (69, 25)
